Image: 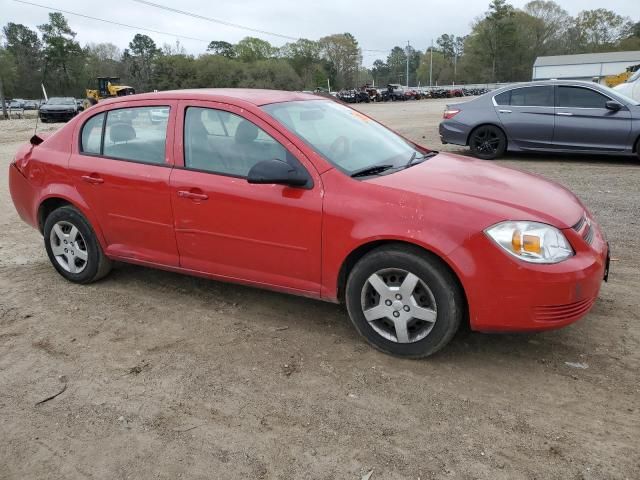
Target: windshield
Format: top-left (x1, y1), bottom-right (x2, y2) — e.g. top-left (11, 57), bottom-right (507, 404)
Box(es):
top-left (47, 97), bottom-right (75, 105)
top-left (262, 100), bottom-right (426, 175)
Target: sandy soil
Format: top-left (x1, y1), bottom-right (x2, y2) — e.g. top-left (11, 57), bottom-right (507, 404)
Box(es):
top-left (1, 99), bottom-right (638, 480)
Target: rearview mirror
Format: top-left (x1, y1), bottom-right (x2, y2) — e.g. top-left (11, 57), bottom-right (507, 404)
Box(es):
top-left (605, 100), bottom-right (623, 111)
top-left (247, 159), bottom-right (308, 187)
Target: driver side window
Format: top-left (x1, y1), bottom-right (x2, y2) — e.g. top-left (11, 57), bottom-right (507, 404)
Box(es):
top-left (184, 107), bottom-right (290, 177)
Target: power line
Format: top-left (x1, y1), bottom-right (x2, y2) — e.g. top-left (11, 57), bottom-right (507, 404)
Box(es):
top-left (12, 0), bottom-right (210, 43)
top-left (130, 0), bottom-right (389, 53)
top-left (12, 0), bottom-right (390, 56)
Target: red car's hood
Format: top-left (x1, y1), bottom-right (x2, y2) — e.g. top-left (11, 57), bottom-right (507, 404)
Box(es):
top-left (369, 153), bottom-right (584, 229)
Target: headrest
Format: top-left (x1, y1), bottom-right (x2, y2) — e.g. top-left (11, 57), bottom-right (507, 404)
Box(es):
top-left (235, 120), bottom-right (259, 144)
top-left (110, 123), bottom-right (136, 143)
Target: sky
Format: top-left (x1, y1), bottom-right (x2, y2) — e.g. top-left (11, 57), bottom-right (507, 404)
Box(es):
top-left (3, 0), bottom-right (639, 65)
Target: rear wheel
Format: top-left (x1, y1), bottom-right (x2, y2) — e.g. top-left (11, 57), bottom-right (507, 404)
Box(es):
top-left (43, 206), bottom-right (112, 284)
top-left (345, 245), bottom-right (464, 358)
top-left (635, 137), bottom-right (640, 162)
top-left (469, 125), bottom-right (506, 160)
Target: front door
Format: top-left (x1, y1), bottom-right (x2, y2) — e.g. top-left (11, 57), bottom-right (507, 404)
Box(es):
top-left (493, 85), bottom-right (555, 150)
top-left (169, 101), bottom-right (323, 295)
top-left (69, 102), bottom-right (179, 266)
top-left (553, 85), bottom-right (632, 152)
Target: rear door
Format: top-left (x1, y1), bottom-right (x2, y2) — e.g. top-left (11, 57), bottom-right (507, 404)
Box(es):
top-left (494, 85), bottom-right (555, 149)
top-left (69, 101), bottom-right (179, 266)
top-left (553, 85), bottom-right (631, 152)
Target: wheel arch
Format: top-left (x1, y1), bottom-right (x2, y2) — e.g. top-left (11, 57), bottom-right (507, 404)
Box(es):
top-left (466, 122), bottom-right (508, 148)
top-left (335, 240), bottom-right (469, 323)
top-left (36, 192), bottom-right (108, 250)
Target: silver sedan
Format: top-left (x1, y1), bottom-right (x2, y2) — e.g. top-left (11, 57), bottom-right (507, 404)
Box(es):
top-left (439, 80), bottom-right (640, 160)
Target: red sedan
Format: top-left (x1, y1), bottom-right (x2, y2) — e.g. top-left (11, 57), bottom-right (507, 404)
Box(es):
top-left (9, 89), bottom-right (610, 357)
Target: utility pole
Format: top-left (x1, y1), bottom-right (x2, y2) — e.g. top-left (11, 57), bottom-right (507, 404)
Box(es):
top-left (429, 38), bottom-right (434, 87)
top-left (406, 41), bottom-right (410, 88)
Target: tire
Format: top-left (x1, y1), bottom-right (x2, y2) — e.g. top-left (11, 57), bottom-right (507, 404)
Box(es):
top-left (635, 137), bottom-right (640, 162)
top-left (43, 205), bottom-right (112, 284)
top-left (345, 245), bottom-right (464, 358)
top-left (469, 125), bottom-right (506, 160)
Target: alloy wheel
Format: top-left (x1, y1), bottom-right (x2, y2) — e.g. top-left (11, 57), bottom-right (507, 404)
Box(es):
top-left (471, 128), bottom-right (501, 155)
top-left (49, 220), bottom-right (89, 274)
top-left (360, 268), bottom-right (437, 343)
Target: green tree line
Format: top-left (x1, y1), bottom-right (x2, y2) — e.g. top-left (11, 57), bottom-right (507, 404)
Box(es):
top-left (1, 1), bottom-right (638, 101)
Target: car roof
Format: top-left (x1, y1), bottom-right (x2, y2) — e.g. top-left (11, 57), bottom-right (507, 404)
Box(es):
top-left (99, 88), bottom-right (320, 107)
top-left (493, 80), bottom-right (609, 93)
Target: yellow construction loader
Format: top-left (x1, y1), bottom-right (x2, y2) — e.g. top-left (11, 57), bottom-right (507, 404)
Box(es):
top-left (84, 77), bottom-right (135, 108)
top-left (604, 64), bottom-right (640, 88)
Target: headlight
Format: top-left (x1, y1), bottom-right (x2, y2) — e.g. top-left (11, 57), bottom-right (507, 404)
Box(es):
top-left (485, 221), bottom-right (573, 264)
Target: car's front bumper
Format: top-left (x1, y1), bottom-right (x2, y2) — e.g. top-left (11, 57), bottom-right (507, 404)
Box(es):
top-left (450, 218), bottom-right (609, 332)
top-left (439, 120), bottom-right (469, 146)
top-left (39, 110), bottom-right (76, 122)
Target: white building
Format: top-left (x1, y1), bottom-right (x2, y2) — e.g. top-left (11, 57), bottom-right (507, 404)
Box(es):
top-left (532, 51), bottom-right (640, 83)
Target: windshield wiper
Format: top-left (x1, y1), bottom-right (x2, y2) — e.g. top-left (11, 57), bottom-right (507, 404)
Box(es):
top-left (404, 151), bottom-right (438, 169)
top-left (350, 164), bottom-right (394, 178)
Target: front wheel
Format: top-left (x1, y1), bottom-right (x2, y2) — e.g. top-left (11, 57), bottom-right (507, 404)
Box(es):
top-left (345, 245), bottom-right (464, 358)
top-left (43, 206), bottom-right (112, 284)
top-left (469, 125), bottom-right (506, 160)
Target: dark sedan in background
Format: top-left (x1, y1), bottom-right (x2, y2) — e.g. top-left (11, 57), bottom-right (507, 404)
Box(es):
top-left (439, 80), bottom-right (640, 160)
top-left (39, 97), bottom-right (79, 123)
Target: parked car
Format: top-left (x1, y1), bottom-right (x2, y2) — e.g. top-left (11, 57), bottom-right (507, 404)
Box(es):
top-left (440, 80), bottom-right (640, 159)
top-left (8, 99), bottom-right (25, 109)
top-left (39, 97), bottom-right (78, 122)
top-left (23, 101), bottom-right (38, 110)
top-left (9, 89), bottom-right (609, 357)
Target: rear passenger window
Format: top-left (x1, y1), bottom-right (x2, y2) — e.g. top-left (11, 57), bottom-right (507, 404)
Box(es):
top-left (101, 106), bottom-right (170, 164)
top-left (494, 91), bottom-right (510, 105)
top-left (80, 113), bottom-right (105, 154)
top-left (508, 86), bottom-right (554, 107)
top-left (184, 107), bottom-right (291, 177)
top-left (557, 87), bottom-right (608, 109)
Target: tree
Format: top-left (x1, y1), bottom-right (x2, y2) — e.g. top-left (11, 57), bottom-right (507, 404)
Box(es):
top-left (84, 42), bottom-right (123, 85)
top-left (523, 1), bottom-right (571, 55)
top-left (3, 23), bottom-right (42, 98)
top-left (571, 9), bottom-right (635, 52)
top-left (153, 53), bottom-right (196, 90)
top-left (234, 37), bottom-right (275, 62)
top-left (38, 13), bottom-right (85, 94)
top-left (123, 34), bottom-right (160, 91)
top-left (207, 40), bottom-right (235, 58)
top-left (279, 39), bottom-right (323, 88)
top-left (0, 47), bottom-right (17, 118)
top-left (241, 59), bottom-right (303, 90)
top-left (194, 55), bottom-right (246, 88)
top-left (318, 33), bottom-right (361, 89)
top-left (386, 46), bottom-right (407, 84)
top-left (371, 59), bottom-right (390, 86)
top-left (463, 0), bottom-right (518, 82)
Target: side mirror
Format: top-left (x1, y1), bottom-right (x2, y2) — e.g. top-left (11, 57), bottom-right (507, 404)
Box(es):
top-left (605, 100), bottom-right (623, 111)
top-left (247, 159), bottom-right (308, 187)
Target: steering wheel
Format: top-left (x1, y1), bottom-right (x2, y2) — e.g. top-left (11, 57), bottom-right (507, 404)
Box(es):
top-left (329, 135), bottom-right (350, 160)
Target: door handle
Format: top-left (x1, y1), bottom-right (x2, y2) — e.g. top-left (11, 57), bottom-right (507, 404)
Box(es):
top-left (81, 175), bottom-right (104, 184)
top-left (498, 109), bottom-right (512, 113)
top-left (556, 112), bottom-right (573, 116)
top-left (178, 190), bottom-right (209, 201)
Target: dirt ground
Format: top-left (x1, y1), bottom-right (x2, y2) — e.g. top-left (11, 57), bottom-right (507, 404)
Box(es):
top-left (1, 98), bottom-right (638, 480)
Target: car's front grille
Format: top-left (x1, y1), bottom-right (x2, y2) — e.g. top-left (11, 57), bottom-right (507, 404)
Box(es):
top-left (533, 297), bottom-right (596, 322)
top-left (572, 213), bottom-right (594, 245)
top-left (572, 215), bottom-right (586, 232)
